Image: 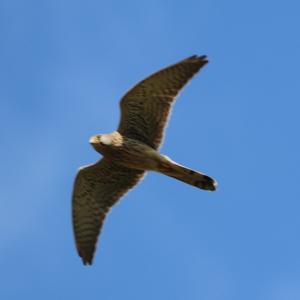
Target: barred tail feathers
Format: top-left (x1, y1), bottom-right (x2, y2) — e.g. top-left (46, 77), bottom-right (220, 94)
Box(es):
top-left (157, 157), bottom-right (217, 191)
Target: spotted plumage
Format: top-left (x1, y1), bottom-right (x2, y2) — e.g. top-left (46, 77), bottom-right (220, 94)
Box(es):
top-left (72, 55), bottom-right (217, 265)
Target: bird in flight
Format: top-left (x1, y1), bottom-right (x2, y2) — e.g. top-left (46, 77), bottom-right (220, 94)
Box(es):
top-left (72, 55), bottom-right (217, 265)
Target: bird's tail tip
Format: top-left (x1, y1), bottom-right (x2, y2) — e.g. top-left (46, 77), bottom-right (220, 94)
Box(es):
top-left (158, 158), bottom-right (217, 192)
top-left (198, 175), bottom-right (217, 191)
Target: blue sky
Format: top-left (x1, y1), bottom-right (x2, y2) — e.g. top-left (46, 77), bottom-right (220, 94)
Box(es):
top-left (1, 0), bottom-right (300, 299)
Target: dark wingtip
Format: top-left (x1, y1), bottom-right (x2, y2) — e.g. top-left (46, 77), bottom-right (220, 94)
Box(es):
top-left (199, 55), bottom-right (209, 63)
top-left (82, 257), bottom-right (93, 266)
top-left (78, 248), bottom-right (94, 266)
top-left (188, 54), bottom-right (209, 64)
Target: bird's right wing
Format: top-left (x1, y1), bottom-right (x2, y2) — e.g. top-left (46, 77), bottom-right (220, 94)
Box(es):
top-left (118, 55), bottom-right (208, 150)
top-left (72, 159), bottom-right (145, 265)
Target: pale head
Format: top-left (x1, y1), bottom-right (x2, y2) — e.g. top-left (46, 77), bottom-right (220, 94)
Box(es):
top-left (89, 134), bottom-right (113, 154)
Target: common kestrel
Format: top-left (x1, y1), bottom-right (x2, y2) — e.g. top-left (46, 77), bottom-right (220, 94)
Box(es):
top-left (72, 55), bottom-right (217, 265)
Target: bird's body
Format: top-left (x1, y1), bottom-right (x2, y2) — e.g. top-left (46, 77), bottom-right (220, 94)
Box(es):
top-left (89, 131), bottom-right (161, 171)
top-left (90, 131), bottom-right (216, 190)
top-left (72, 55), bottom-right (217, 265)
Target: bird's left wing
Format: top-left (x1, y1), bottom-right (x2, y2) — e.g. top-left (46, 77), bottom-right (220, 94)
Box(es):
top-left (118, 55), bottom-right (208, 150)
top-left (72, 158), bottom-right (145, 265)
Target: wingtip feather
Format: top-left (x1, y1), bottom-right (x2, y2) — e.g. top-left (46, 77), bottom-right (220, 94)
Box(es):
top-left (187, 54), bottom-right (209, 64)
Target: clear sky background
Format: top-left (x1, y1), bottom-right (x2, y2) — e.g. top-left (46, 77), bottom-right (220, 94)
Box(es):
top-left (1, 0), bottom-right (300, 299)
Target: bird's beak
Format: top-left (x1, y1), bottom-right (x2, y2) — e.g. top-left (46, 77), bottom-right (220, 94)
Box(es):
top-left (89, 135), bottom-right (99, 144)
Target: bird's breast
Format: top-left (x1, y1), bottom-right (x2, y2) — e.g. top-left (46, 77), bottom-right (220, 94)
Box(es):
top-left (105, 138), bottom-right (161, 171)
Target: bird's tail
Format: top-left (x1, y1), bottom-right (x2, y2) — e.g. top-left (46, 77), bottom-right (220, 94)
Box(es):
top-left (157, 156), bottom-right (217, 191)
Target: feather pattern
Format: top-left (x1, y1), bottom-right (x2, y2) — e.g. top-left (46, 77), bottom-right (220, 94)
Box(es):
top-left (72, 159), bottom-right (144, 265)
top-left (118, 55), bottom-right (208, 149)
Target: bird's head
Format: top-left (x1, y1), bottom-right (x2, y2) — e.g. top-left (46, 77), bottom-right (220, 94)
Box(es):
top-left (89, 134), bottom-right (113, 154)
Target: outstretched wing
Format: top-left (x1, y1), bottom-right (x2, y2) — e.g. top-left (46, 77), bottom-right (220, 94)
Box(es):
top-left (72, 159), bottom-right (145, 265)
top-left (118, 55), bottom-right (208, 149)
